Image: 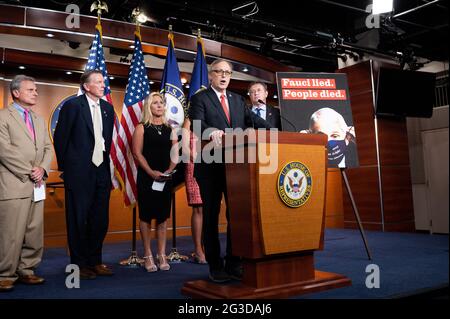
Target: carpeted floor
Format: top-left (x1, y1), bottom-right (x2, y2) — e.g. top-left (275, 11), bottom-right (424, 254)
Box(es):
top-left (0, 229), bottom-right (448, 299)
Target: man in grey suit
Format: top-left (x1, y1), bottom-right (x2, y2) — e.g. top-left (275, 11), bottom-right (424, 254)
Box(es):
top-left (0, 75), bottom-right (53, 292)
top-left (248, 81), bottom-right (282, 130)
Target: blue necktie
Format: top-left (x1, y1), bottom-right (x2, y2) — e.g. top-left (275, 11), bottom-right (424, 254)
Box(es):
top-left (255, 107), bottom-right (262, 118)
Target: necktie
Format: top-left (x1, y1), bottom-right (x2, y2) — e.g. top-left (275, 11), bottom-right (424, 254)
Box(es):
top-left (220, 94), bottom-right (230, 123)
top-left (255, 107), bottom-right (262, 118)
top-left (92, 103), bottom-right (103, 167)
top-left (23, 109), bottom-right (35, 142)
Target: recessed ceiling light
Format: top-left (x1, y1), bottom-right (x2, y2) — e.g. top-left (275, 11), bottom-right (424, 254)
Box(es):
top-left (273, 94), bottom-right (278, 99)
top-left (66, 71), bottom-right (72, 75)
top-left (185, 84), bottom-right (190, 89)
top-left (129, 45), bottom-right (135, 49)
top-left (109, 76), bottom-right (114, 80)
top-left (46, 33), bottom-right (55, 38)
top-left (149, 80), bottom-right (155, 85)
top-left (372, 0), bottom-right (393, 14)
top-left (19, 66), bottom-right (26, 70)
top-left (242, 67), bottom-right (249, 72)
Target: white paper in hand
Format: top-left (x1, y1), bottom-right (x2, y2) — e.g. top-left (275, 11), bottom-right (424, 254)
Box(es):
top-left (152, 180), bottom-right (166, 192)
top-left (33, 183), bottom-right (46, 202)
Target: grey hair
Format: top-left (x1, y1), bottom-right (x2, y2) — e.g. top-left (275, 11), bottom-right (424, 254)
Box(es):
top-left (10, 75), bottom-right (36, 96)
top-left (209, 59), bottom-right (233, 72)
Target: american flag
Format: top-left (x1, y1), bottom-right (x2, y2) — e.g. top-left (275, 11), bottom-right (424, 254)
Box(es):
top-left (82, 23), bottom-right (120, 189)
top-left (113, 31), bottom-right (150, 206)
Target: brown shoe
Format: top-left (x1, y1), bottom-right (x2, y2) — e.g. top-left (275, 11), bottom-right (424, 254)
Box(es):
top-left (91, 264), bottom-right (114, 276)
top-left (18, 274), bottom-right (45, 285)
top-left (0, 280), bottom-right (14, 292)
top-left (80, 268), bottom-right (97, 280)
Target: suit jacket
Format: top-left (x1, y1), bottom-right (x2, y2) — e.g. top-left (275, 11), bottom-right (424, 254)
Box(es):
top-left (265, 105), bottom-right (282, 130)
top-left (189, 87), bottom-right (270, 135)
top-left (53, 94), bottom-right (114, 190)
top-left (0, 105), bottom-right (53, 200)
top-left (189, 87), bottom-right (270, 180)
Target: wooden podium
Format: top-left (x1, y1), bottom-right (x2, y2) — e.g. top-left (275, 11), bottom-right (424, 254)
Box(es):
top-left (182, 131), bottom-right (351, 298)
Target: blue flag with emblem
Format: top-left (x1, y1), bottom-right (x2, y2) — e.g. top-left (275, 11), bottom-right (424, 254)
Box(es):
top-left (160, 31), bottom-right (186, 128)
top-left (188, 35), bottom-right (209, 102)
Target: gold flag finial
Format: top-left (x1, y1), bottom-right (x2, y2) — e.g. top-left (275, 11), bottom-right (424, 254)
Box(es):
top-left (197, 28), bottom-right (201, 38)
top-left (90, 1), bottom-right (109, 19)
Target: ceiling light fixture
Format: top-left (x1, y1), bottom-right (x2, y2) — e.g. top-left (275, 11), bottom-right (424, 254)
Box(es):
top-left (46, 33), bottom-right (55, 38)
top-left (131, 7), bottom-right (148, 24)
top-left (372, 0), bottom-right (394, 14)
top-left (19, 66), bottom-right (26, 70)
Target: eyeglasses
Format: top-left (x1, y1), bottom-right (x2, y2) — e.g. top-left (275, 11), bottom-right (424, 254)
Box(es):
top-left (211, 69), bottom-right (233, 76)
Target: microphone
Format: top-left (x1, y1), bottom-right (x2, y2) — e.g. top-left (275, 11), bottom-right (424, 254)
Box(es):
top-left (258, 99), bottom-right (298, 132)
top-left (246, 104), bottom-right (255, 129)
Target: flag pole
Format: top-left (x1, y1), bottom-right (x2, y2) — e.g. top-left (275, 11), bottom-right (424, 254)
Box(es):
top-left (164, 25), bottom-right (188, 263)
top-left (118, 10), bottom-right (145, 268)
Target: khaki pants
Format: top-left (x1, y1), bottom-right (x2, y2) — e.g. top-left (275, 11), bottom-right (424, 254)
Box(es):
top-left (0, 198), bottom-right (44, 282)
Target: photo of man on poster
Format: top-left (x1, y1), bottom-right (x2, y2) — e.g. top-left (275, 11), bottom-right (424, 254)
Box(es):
top-left (301, 107), bottom-right (357, 168)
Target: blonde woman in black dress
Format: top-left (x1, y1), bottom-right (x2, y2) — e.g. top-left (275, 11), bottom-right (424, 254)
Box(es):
top-left (132, 92), bottom-right (178, 272)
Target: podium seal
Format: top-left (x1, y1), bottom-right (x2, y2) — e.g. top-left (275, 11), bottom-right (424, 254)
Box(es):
top-left (277, 161), bottom-right (312, 208)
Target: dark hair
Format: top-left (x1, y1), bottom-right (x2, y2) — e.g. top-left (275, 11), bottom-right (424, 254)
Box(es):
top-left (248, 81), bottom-right (268, 93)
top-left (80, 70), bottom-right (103, 92)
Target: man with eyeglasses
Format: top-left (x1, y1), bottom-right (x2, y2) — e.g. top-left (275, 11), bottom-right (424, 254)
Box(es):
top-left (248, 81), bottom-right (281, 130)
top-left (189, 59), bottom-right (270, 283)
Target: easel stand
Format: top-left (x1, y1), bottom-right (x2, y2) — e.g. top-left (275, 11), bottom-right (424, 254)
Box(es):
top-left (340, 168), bottom-right (372, 260)
top-left (119, 207), bottom-right (143, 267)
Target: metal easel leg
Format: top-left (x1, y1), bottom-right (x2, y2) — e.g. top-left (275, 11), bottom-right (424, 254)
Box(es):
top-left (341, 169), bottom-right (372, 260)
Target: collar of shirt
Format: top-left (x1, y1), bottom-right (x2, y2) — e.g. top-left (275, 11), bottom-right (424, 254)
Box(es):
top-left (86, 95), bottom-right (100, 109)
top-left (85, 95), bottom-right (104, 131)
top-left (211, 86), bottom-right (228, 106)
top-left (252, 104), bottom-right (267, 111)
top-left (252, 104), bottom-right (267, 119)
top-left (12, 102), bottom-right (34, 124)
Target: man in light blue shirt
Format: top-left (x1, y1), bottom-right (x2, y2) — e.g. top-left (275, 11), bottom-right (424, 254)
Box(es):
top-left (248, 81), bottom-right (281, 129)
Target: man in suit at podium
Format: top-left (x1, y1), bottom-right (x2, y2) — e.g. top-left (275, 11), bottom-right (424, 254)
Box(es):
top-left (248, 81), bottom-right (281, 130)
top-left (189, 59), bottom-right (270, 283)
top-left (53, 70), bottom-right (115, 280)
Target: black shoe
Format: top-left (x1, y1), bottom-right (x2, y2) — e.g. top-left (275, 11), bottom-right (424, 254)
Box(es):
top-left (225, 264), bottom-right (243, 281)
top-left (209, 269), bottom-right (231, 283)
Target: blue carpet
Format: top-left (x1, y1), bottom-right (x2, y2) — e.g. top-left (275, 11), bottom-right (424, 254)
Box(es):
top-left (0, 229), bottom-right (448, 299)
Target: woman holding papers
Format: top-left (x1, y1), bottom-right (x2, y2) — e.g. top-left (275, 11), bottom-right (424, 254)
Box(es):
top-left (132, 92), bottom-right (178, 272)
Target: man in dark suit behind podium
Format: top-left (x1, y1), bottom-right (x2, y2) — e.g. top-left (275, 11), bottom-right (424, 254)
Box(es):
top-left (53, 70), bottom-right (115, 280)
top-left (189, 59), bottom-right (270, 283)
top-left (248, 81), bottom-right (282, 130)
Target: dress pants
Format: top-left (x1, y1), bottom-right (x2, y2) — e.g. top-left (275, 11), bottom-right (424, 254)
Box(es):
top-left (65, 162), bottom-right (111, 268)
top-left (196, 164), bottom-right (239, 272)
top-left (0, 198), bottom-right (43, 281)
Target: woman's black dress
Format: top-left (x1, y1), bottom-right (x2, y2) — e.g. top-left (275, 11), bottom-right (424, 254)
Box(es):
top-left (137, 123), bottom-right (173, 224)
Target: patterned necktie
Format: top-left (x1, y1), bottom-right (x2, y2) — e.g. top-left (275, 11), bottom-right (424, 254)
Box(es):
top-left (92, 103), bottom-right (103, 167)
top-left (23, 109), bottom-right (35, 142)
top-left (220, 94), bottom-right (230, 123)
top-left (255, 107), bottom-right (262, 118)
